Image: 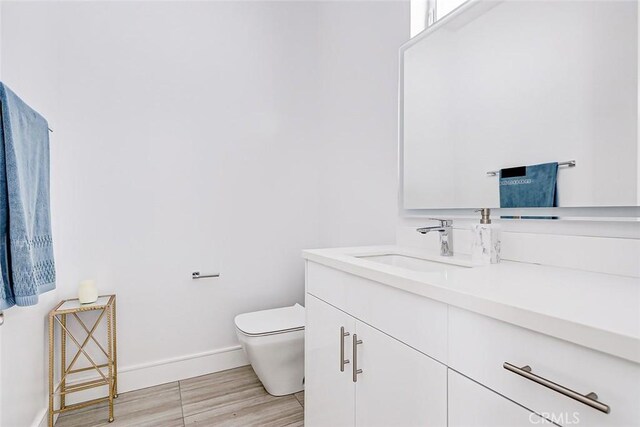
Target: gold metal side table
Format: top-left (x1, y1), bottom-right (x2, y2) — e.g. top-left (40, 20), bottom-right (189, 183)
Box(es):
top-left (48, 295), bottom-right (118, 427)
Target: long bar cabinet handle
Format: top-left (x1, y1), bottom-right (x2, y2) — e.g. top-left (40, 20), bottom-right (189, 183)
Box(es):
top-left (503, 362), bottom-right (610, 414)
top-left (352, 334), bottom-right (363, 382)
top-left (340, 327), bottom-right (350, 372)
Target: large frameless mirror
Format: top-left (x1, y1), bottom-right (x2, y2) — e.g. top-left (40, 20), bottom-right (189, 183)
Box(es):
top-left (401, 0), bottom-right (639, 212)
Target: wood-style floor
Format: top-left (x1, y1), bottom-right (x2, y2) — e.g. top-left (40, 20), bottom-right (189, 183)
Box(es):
top-left (55, 366), bottom-right (304, 427)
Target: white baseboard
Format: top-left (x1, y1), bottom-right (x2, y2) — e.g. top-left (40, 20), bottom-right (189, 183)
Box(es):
top-left (32, 345), bottom-right (249, 427)
top-left (116, 345), bottom-right (248, 395)
top-left (32, 408), bottom-right (50, 427)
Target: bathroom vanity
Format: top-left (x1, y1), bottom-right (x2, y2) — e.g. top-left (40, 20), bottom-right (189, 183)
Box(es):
top-left (303, 247), bottom-right (640, 427)
top-left (303, 2), bottom-right (640, 425)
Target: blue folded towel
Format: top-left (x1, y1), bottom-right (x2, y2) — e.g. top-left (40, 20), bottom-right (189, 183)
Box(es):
top-left (499, 162), bottom-right (558, 208)
top-left (0, 83), bottom-right (56, 309)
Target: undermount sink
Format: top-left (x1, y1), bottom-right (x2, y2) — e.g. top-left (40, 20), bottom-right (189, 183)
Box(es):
top-left (357, 254), bottom-right (471, 273)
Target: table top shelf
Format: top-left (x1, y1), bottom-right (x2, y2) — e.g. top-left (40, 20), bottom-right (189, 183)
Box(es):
top-left (51, 295), bottom-right (115, 315)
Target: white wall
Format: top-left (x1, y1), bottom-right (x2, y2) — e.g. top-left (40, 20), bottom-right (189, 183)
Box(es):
top-left (316, 1), bottom-right (409, 247)
top-left (0, 1), bottom-right (408, 426)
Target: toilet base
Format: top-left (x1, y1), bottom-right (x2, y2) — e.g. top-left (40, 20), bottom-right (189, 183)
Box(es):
top-left (236, 328), bottom-right (305, 396)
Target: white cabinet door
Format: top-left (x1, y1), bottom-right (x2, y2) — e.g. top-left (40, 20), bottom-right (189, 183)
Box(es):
top-left (449, 369), bottom-right (553, 426)
top-left (354, 321), bottom-right (447, 427)
top-left (305, 294), bottom-right (356, 427)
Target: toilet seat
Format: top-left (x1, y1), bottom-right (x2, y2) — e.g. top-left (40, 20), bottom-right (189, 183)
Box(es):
top-left (235, 303), bottom-right (304, 337)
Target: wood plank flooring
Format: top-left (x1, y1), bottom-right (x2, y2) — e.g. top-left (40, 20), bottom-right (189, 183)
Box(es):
top-left (55, 366), bottom-right (304, 427)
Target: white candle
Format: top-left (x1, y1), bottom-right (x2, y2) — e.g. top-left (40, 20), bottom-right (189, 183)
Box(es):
top-left (78, 280), bottom-right (98, 304)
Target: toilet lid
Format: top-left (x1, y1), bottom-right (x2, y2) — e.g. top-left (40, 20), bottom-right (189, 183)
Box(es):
top-left (235, 303), bottom-right (305, 336)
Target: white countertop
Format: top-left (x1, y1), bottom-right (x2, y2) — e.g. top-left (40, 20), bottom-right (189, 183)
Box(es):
top-left (302, 245), bottom-right (640, 364)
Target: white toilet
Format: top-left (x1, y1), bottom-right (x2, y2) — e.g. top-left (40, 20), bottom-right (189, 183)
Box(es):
top-left (234, 303), bottom-right (305, 396)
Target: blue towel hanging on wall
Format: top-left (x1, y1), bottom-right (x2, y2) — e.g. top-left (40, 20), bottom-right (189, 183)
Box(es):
top-left (0, 83), bottom-right (56, 309)
top-left (499, 162), bottom-right (559, 208)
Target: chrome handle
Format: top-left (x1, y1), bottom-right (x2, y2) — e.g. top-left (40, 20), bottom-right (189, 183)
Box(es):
top-left (503, 362), bottom-right (610, 414)
top-left (340, 327), bottom-right (350, 372)
top-left (192, 272), bottom-right (220, 279)
top-left (0, 311), bottom-right (4, 326)
top-left (352, 334), bottom-right (363, 382)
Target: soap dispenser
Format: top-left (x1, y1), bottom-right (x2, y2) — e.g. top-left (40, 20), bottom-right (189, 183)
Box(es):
top-left (471, 208), bottom-right (501, 265)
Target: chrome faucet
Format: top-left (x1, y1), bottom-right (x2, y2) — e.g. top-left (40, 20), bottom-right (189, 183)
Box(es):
top-left (417, 218), bottom-right (454, 257)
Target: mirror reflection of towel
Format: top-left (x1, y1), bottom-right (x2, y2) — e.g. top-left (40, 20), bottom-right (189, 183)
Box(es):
top-left (499, 162), bottom-right (558, 208)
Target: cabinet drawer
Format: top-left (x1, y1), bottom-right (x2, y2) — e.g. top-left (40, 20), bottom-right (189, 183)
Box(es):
top-left (306, 261), bottom-right (447, 363)
top-left (449, 369), bottom-right (552, 426)
top-left (449, 307), bottom-right (640, 426)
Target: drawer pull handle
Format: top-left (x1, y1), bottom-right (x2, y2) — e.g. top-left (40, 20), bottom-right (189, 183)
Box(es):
top-left (353, 334), bottom-right (363, 382)
top-left (340, 326), bottom-right (350, 372)
top-left (503, 362), bottom-right (610, 414)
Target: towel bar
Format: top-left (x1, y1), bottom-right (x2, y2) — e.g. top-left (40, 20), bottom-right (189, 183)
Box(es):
top-left (487, 160), bottom-right (575, 176)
